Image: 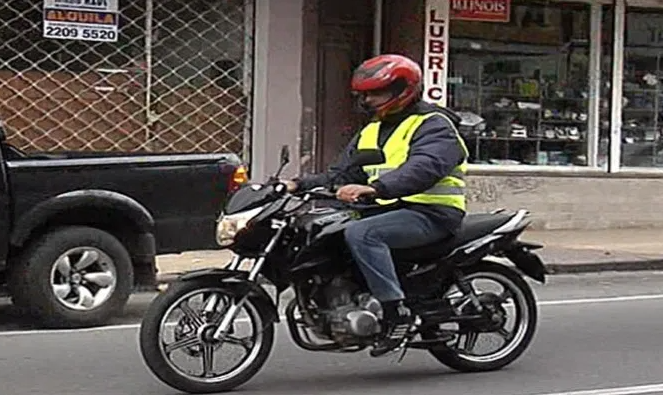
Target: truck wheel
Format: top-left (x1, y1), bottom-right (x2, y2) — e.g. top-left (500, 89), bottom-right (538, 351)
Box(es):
top-left (10, 226), bottom-right (134, 329)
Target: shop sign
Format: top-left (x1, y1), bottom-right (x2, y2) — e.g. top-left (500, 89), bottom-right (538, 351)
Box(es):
top-left (450, 0), bottom-right (511, 23)
top-left (423, 0), bottom-right (450, 106)
top-left (43, 0), bottom-right (119, 42)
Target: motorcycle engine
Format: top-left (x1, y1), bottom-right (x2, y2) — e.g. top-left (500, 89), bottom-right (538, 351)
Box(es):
top-left (322, 277), bottom-right (383, 344)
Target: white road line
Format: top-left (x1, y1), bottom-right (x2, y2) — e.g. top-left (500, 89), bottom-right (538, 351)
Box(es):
top-left (531, 383), bottom-right (663, 395)
top-left (538, 294), bottom-right (663, 306)
top-left (1, 293), bottom-right (663, 337)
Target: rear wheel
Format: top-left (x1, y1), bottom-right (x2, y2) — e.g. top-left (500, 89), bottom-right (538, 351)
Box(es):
top-left (9, 226), bottom-right (133, 328)
top-left (424, 261), bottom-right (538, 372)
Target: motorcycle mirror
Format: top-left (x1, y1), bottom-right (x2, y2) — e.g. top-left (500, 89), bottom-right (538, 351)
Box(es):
top-left (349, 149), bottom-right (385, 167)
top-left (271, 145), bottom-right (290, 181)
top-left (280, 145), bottom-right (290, 165)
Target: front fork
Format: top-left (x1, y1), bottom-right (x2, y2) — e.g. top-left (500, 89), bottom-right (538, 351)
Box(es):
top-left (211, 219), bottom-right (287, 341)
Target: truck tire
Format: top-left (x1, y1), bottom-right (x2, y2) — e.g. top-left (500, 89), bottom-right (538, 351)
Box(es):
top-left (10, 226), bottom-right (134, 329)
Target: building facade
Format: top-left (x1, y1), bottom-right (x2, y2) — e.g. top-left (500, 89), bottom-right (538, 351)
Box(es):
top-left (293, 0), bottom-right (663, 230)
top-left (0, 0), bottom-right (304, 186)
top-left (0, 0), bottom-right (256, 155)
top-left (3, 0), bottom-right (663, 230)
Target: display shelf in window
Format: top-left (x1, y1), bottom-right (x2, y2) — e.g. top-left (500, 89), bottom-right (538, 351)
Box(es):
top-left (618, 48), bottom-right (663, 167)
top-left (448, 51), bottom-right (589, 166)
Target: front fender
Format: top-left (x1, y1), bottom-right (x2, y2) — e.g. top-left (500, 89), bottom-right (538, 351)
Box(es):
top-left (178, 268), bottom-right (280, 323)
top-left (10, 189), bottom-right (154, 246)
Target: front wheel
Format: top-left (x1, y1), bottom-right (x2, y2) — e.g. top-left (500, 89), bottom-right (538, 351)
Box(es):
top-left (139, 279), bottom-right (274, 394)
top-left (425, 261), bottom-right (538, 372)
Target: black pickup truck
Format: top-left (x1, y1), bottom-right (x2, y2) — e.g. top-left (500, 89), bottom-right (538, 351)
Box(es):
top-left (0, 122), bottom-right (246, 328)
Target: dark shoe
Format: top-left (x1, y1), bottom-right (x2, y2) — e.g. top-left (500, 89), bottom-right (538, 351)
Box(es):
top-left (370, 300), bottom-right (415, 357)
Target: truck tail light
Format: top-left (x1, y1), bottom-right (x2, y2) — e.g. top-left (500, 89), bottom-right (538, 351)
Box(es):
top-left (229, 164), bottom-right (248, 192)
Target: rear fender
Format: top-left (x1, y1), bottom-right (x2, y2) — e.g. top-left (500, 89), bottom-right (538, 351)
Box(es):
top-left (10, 189), bottom-right (154, 246)
top-left (447, 209), bottom-right (532, 265)
top-left (447, 233), bottom-right (506, 267)
top-left (178, 268), bottom-right (280, 323)
top-left (504, 241), bottom-right (548, 284)
top-left (514, 240), bottom-right (544, 250)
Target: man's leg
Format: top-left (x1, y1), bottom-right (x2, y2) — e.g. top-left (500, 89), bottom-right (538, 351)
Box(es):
top-left (343, 209), bottom-right (452, 356)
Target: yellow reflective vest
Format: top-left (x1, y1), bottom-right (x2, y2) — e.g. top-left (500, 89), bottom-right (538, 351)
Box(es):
top-left (356, 112), bottom-right (469, 211)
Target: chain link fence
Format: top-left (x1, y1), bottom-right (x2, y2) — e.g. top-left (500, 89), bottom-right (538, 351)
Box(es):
top-left (0, 0), bottom-right (254, 157)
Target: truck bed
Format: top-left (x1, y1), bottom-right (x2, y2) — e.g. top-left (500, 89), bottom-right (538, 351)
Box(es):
top-left (5, 149), bottom-right (244, 255)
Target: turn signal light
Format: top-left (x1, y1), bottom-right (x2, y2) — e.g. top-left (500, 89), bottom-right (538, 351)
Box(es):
top-left (229, 165), bottom-right (249, 192)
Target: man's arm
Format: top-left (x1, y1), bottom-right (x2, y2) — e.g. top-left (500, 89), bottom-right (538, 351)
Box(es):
top-left (368, 115), bottom-right (466, 199)
top-left (294, 133), bottom-right (368, 191)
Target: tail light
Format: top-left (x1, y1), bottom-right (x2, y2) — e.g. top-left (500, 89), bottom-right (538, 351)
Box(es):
top-left (228, 164), bottom-right (248, 192)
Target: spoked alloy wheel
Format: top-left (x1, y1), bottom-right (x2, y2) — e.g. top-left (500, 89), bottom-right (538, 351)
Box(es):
top-left (139, 280), bottom-right (274, 394)
top-left (9, 226), bottom-right (133, 328)
top-left (50, 247), bottom-right (117, 311)
top-left (425, 262), bottom-right (538, 372)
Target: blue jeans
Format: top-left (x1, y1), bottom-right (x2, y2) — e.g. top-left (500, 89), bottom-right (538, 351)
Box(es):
top-left (344, 208), bottom-right (453, 302)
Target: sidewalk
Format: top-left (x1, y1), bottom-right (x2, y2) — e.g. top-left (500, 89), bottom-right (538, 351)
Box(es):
top-left (521, 228), bottom-right (663, 274)
top-left (155, 228), bottom-right (663, 280)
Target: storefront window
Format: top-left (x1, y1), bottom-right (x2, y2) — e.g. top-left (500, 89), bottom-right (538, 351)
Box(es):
top-left (620, 6), bottom-right (663, 168)
top-left (447, 1), bottom-right (591, 166)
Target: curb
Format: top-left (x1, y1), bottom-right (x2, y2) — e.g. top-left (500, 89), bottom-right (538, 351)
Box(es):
top-left (155, 259), bottom-right (663, 286)
top-left (545, 259), bottom-right (663, 274)
top-left (156, 273), bottom-right (180, 284)
top-left (155, 272), bottom-right (272, 286)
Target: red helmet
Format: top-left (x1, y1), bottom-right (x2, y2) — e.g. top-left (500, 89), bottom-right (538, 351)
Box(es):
top-left (351, 54), bottom-right (423, 118)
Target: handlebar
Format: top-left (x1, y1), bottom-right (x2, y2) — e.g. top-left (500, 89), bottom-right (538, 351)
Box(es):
top-left (346, 201), bottom-right (383, 211)
top-left (303, 189), bottom-right (336, 200)
top-left (255, 183), bottom-right (382, 210)
top-left (296, 188), bottom-right (382, 210)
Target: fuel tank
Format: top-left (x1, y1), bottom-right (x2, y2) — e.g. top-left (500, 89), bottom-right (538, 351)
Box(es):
top-left (293, 206), bottom-right (359, 239)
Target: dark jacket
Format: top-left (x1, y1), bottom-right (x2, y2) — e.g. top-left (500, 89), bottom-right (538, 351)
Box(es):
top-left (295, 100), bottom-right (467, 233)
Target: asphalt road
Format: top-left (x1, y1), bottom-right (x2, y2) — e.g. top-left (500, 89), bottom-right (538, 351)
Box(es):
top-left (2, 271), bottom-right (663, 395)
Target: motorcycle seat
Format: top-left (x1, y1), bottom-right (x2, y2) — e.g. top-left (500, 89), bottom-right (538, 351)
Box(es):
top-left (454, 212), bottom-right (515, 245)
top-left (391, 211), bottom-right (517, 262)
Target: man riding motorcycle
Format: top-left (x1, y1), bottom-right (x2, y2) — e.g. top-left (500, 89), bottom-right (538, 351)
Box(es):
top-left (284, 53), bottom-right (470, 357)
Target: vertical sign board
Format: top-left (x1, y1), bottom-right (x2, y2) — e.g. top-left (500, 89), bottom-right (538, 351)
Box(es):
top-left (43, 0), bottom-right (119, 42)
top-left (423, 0), bottom-right (450, 106)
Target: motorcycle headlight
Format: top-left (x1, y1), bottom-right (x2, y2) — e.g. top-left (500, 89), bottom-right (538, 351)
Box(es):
top-left (216, 205), bottom-right (266, 247)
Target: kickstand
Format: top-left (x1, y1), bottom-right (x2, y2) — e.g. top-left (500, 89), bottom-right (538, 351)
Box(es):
top-left (388, 339), bottom-right (410, 365)
top-left (391, 316), bottom-right (420, 364)
top-left (395, 345), bottom-right (409, 364)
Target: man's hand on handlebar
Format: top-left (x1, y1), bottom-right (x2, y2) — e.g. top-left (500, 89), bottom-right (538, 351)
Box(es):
top-left (281, 180), bottom-right (298, 193)
top-left (277, 180), bottom-right (377, 206)
top-left (336, 184), bottom-right (376, 203)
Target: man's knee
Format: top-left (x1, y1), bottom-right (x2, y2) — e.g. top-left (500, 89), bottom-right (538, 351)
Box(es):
top-left (344, 221), bottom-right (373, 244)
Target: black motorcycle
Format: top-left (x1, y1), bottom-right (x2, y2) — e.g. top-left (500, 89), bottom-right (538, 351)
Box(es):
top-left (139, 145), bottom-right (547, 394)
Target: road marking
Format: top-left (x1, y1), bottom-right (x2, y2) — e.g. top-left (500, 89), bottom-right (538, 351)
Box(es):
top-left (1, 293), bottom-right (663, 337)
top-left (0, 318), bottom-right (253, 337)
top-left (538, 294), bottom-right (663, 306)
top-left (532, 383), bottom-right (663, 395)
